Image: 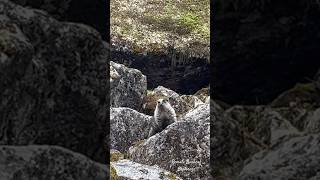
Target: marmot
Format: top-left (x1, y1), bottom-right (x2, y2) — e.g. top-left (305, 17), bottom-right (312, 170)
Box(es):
top-left (148, 98), bottom-right (177, 138)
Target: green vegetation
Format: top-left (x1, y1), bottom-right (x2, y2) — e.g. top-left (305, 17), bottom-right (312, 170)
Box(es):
top-left (111, 0), bottom-right (210, 58)
top-left (110, 151), bottom-right (124, 162)
top-left (292, 83), bottom-right (316, 94)
top-left (110, 165), bottom-right (120, 180)
top-left (167, 172), bottom-right (177, 180)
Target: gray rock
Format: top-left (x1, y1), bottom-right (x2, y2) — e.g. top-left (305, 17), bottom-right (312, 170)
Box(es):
top-left (110, 107), bottom-right (152, 153)
top-left (152, 86), bottom-right (204, 118)
top-left (110, 61), bottom-right (147, 111)
top-left (0, 145), bottom-right (107, 180)
top-left (0, 0), bottom-right (107, 163)
top-left (213, 105), bottom-right (301, 179)
top-left (304, 108), bottom-right (320, 134)
top-left (112, 159), bottom-right (182, 180)
top-left (211, 104), bottom-right (244, 179)
top-left (129, 104), bottom-right (210, 180)
top-left (9, 0), bottom-right (108, 40)
top-left (239, 134), bottom-right (320, 180)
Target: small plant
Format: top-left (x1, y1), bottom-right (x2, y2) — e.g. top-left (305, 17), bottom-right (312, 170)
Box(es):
top-left (179, 12), bottom-right (200, 31)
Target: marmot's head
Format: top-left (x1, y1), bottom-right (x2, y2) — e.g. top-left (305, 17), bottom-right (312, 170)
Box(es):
top-left (157, 98), bottom-right (170, 109)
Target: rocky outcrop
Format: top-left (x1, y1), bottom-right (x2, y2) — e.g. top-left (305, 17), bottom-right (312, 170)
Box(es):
top-left (194, 87), bottom-right (210, 103)
top-left (110, 107), bottom-right (152, 153)
top-left (110, 61), bottom-right (147, 111)
top-left (142, 86), bottom-right (206, 117)
top-left (212, 77), bottom-right (320, 179)
top-left (129, 104), bottom-right (210, 180)
top-left (239, 134), bottom-right (320, 180)
top-left (0, 0), bottom-right (107, 163)
top-left (304, 108), bottom-right (320, 134)
top-left (112, 159), bottom-right (182, 180)
top-left (270, 83), bottom-right (320, 109)
top-left (9, 0), bottom-right (108, 40)
top-left (0, 145), bottom-right (107, 180)
top-left (112, 51), bottom-right (210, 95)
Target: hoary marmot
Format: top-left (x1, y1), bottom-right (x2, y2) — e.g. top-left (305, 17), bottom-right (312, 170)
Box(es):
top-left (148, 98), bottom-right (177, 138)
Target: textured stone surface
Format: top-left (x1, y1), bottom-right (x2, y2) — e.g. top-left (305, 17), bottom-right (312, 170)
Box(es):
top-left (0, 0), bottom-right (108, 163)
top-left (153, 86), bottom-right (205, 118)
top-left (212, 103), bottom-right (303, 179)
top-left (110, 61), bottom-right (147, 111)
top-left (110, 107), bottom-right (152, 153)
top-left (9, 0), bottom-right (108, 40)
top-left (129, 104), bottom-right (210, 180)
top-left (239, 134), bottom-right (320, 180)
top-left (112, 159), bottom-right (182, 180)
top-left (0, 145), bottom-right (108, 180)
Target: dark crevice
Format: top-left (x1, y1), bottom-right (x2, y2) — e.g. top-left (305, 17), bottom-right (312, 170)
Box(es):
top-left (111, 50), bottom-right (210, 95)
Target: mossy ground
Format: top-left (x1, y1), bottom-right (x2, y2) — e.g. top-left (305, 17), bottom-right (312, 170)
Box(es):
top-left (110, 165), bottom-right (120, 180)
top-left (111, 0), bottom-right (210, 58)
top-left (110, 151), bottom-right (124, 162)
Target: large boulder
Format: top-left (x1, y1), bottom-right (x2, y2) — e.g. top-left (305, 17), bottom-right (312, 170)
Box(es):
top-left (0, 145), bottom-right (107, 180)
top-left (142, 86), bottom-right (204, 117)
top-left (304, 108), bottom-right (320, 134)
top-left (239, 134), bottom-right (320, 180)
top-left (110, 107), bottom-right (152, 153)
top-left (211, 104), bottom-right (244, 179)
top-left (129, 104), bottom-right (210, 179)
top-left (270, 83), bottom-right (320, 110)
top-left (9, 0), bottom-right (108, 40)
top-left (0, 0), bottom-right (107, 163)
top-left (212, 104), bottom-right (302, 179)
top-left (224, 106), bottom-right (301, 146)
top-left (110, 61), bottom-right (147, 111)
top-left (112, 159), bottom-right (182, 180)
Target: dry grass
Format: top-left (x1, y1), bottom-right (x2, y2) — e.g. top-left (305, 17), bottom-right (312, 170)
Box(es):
top-left (111, 0), bottom-right (210, 58)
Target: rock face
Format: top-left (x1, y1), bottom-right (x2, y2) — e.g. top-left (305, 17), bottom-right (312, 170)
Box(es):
top-left (9, 0), bottom-right (109, 40)
top-left (212, 78), bottom-right (320, 179)
top-left (110, 61), bottom-right (147, 111)
top-left (129, 104), bottom-right (210, 180)
top-left (0, 145), bottom-right (108, 180)
top-left (239, 134), bottom-right (320, 180)
top-left (0, 0), bottom-right (107, 163)
top-left (112, 159), bottom-right (182, 180)
top-left (110, 107), bottom-right (152, 153)
top-left (142, 86), bottom-right (206, 117)
top-left (109, 61), bottom-right (210, 179)
top-left (112, 51), bottom-right (210, 95)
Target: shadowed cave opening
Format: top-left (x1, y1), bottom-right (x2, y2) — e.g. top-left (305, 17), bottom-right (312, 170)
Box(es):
top-left (111, 50), bottom-right (210, 95)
